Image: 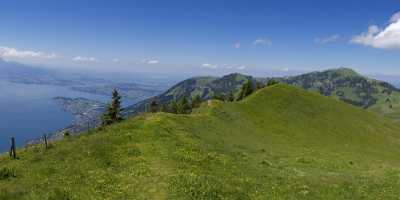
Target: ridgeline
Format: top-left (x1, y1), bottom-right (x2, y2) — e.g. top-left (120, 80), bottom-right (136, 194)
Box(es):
top-left (1, 84), bottom-right (400, 199)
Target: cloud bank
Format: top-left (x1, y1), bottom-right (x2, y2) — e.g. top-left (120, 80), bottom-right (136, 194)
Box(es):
top-left (0, 46), bottom-right (59, 60)
top-left (201, 63), bottom-right (247, 70)
top-left (141, 58), bottom-right (159, 64)
top-left (351, 12), bottom-right (400, 50)
top-left (314, 35), bottom-right (340, 44)
top-left (201, 63), bottom-right (218, 69)
top-left (253, 38), bottom-right (272, 46)
top-left (72, 56), bottom-right (99, 63)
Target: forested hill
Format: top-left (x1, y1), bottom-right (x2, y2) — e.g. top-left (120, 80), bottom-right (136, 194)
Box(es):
top-left (124, 73), bottom-right (254, 115)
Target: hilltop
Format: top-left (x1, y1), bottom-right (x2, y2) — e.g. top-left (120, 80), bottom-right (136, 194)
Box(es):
top-left (277, 68), bottom-right (400, 120)
top-left (126, 68), bottom-right (400, 121)
top-left (2, 85), bottom-right (400, 199)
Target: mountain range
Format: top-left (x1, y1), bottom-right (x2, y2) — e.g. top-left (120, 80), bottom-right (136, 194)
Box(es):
top-left (0, 58), bottom-right (166, 102)
top-left (125, 68), bottom-right (400, 121)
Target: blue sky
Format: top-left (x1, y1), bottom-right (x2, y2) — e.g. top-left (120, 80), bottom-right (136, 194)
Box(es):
top-left (0, 0), bottom-right (399, 76)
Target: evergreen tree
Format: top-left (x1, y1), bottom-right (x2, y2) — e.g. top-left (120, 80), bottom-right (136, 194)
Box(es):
top-left (170, 100), bottom-right (179, 114)
top-left (256, 81), bottom-right (265, 90)
top-left (63, 131), bottom-right (71, 137)
top-left (237, 80), bottom-right (254, 100)
top-left (148, 99), bottom-right (159, 113)
top-left (178, 96), bottom-right (191, 114)
top-left (160, 103), bottom-right (169, 112)
top-left (191, 94), bottom-right (202, 108)
top-left (212, 93), bottom-right (226, 101)
top-left (227, 92), bottom-right (235, 102)
top-left (101, 89), bottom-right (123, 126)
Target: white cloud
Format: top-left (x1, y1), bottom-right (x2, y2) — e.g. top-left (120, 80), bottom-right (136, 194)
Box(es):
top-left (234, 42), bottom-right (241, 49)
top-left (224, 65), bottom-right (233, 69)
top-left (281, 67), bottom-right (289, 72)
top-left (72, 56), bottom-right (99, 63)
top-left (253, 38), bottom-right (272, 46)
top-left (0, 46), bottom-right (60, 60)
top-left (112, 58), bottom-right (120, 63)
top-left (222, 64), bottom-right (247, 70)
top-left (237, 65), bottom-right (246, 70)
top-left (141, 58), bottom-right (159, 64)
top-left (314, 34), bottom-right (340, 44)
top-left (201, 63), bottom-right (218, 69)
top-left (147, 60), bottom-right (159, 64)
top-left (390, 11), bottom-right (400, 23)
top-left (351, 12), bottom-right (400, 50)
top-left (202, 63), bottom-right (247, 70)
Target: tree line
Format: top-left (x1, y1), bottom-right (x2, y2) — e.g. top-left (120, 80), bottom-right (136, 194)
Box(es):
top-left (100, 79), bottom-right (279, 126)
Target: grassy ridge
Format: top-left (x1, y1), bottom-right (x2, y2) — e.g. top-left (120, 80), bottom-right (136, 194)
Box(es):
top-left (1, 85), bottom-right (400, 199)
top-left (278, 68), bottom-right (400, 121)
top-left (126, 68), bottom-right (400, 122)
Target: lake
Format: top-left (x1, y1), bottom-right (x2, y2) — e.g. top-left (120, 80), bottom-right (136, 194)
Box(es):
top-left (0, 81), bottom-right (109, 151)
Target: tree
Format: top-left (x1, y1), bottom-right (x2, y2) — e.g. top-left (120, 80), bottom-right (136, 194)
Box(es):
top-left (177, 96), bottom-right (191, 114)
top-left (237, 80), bottom-right (254, 101)
top-left (227, 92), bottom-right (235, 102)
top-left (267, 79), bottom-right (279, 86)
top-left (148, 99), bottom-right (159, 113)
top-left (256, 81), bottom-right (265, 90)
top-left (170, 100), bottom-right (179, 114)
top-left (191, 94), bottom-right (202, 108)
top-left (160, 103), bottom-right (169, 112)
top-left (212, 93), bottom-right (226, 101)
top-left (63, 131), bottom-right (71, 137)
top-left (101, 89), bottom-right (123, 126)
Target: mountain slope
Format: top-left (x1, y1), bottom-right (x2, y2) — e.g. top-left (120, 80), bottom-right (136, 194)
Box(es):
top-left (0, 58), bottom-right (76, 85)
top-left (3, 62), bottom-right (398, 122)
top-left (124, 68), bottom-right (400, 121)
top-left (2, 85), bottom-right (400, 199)
top-left (277, 68), bottom-right (400, 121)
top-left (125, 73), bottom-right (254, 115)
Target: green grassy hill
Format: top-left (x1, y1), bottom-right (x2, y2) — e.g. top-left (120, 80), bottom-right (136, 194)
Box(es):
top-left (125, 68), bottom-right (400, 122)
top-left (2, 85), bottom-right (400, 199)
top-left (278, 68), bottom-right (400, 121)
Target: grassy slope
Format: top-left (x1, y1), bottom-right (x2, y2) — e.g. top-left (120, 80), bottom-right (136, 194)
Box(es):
top-left (279, 68), bottom-right (400, 121)
top-left (2, 85), bottom-right (400, 199)
top-left (369, 90), bottom-right (400, 121)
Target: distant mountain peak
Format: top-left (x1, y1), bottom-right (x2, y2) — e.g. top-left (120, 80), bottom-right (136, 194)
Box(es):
top-left (221, 72), bottom-right (246, 77)
top-left (218, 73), bottom-right (251, 82)
top-left (329, 67), bottom-right (360, 77)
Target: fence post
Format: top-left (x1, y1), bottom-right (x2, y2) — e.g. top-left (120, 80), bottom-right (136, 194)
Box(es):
top-left (43, 134), bottom-right (48, 149)
top-left (9, 137), bottom-right (16, 159)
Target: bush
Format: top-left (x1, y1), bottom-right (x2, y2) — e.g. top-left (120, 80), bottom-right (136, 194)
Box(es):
top-left (267, 79), bottom-right (279, 86)
top-left (63, 131), bottom-right (71, 137)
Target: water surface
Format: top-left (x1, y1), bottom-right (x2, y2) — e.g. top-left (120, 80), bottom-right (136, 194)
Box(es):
top-left (0, 81), bottom-right (108, 151)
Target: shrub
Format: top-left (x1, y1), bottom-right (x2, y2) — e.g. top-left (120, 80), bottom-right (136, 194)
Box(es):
top-left (64, 131), bottom-right (71, 137)
top-left (267, 79), bottom-right (279, 86)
